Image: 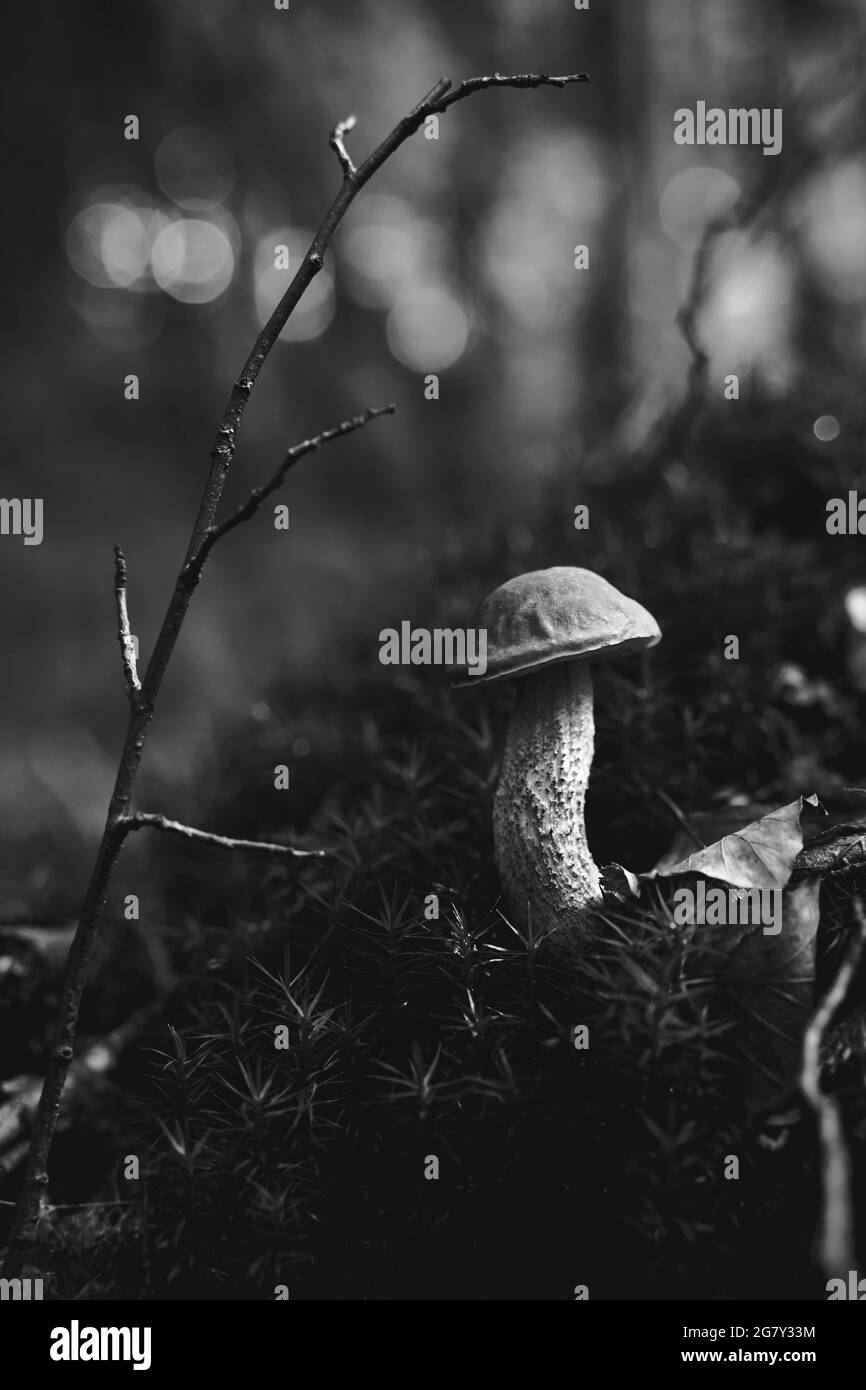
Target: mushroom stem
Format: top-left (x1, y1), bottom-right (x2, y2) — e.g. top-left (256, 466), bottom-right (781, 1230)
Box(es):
top-left (493, 661), bottom-right (601, 931)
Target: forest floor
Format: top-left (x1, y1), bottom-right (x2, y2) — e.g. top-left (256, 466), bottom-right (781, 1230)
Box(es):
top-left (3, 395), bottom-right (866, 1299)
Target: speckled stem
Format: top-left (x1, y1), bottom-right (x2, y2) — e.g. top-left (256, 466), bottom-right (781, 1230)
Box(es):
top-left (493, 662), bottom-right (601, 932)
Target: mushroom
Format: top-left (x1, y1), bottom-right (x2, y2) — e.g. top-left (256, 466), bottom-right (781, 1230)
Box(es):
top-left (456, 567), bottom-right (661, 934)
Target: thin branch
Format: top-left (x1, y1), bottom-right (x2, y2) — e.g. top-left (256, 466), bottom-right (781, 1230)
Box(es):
top-left (113, 546), bottom-right (140, 702)
top-left (432, 70), bottom-right (588, 111)
top-left (2, 69), bottom-right (589, 1279)
top-left (176, 70), bottom-right (588, 576)
top-left (329, 114), bottom-right (357, 177)
top-left (672, 168), bottom-right (781, 388)
top-left (413, 77), bottom-right (453, 111)
top-left (628, 117), bottom-right (822, 482)
top-left (198, 404), bottom-right (395, 562)
top-left (123, 813), bottom-right (326, 859)
top-left (801, 898), bottom-right (866, 1280)
top-left (633, 202), bottom-right (756, 474)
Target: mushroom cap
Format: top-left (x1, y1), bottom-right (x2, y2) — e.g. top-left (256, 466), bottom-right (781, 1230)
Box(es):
top-left (454, 566), bottom-right (661, 686)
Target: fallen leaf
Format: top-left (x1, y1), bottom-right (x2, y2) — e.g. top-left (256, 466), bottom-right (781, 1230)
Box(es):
top-left (651, 795), bottom-right (823, 891)
top-left (652, 803), bottom-right (774, 874)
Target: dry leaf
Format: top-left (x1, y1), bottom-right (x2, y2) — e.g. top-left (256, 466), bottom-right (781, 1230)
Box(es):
top-left (651, 795), bottom-right (822, 891)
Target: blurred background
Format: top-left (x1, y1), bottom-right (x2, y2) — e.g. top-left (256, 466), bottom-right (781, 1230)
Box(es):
top-left (2, 0), bottom-right (866, 905)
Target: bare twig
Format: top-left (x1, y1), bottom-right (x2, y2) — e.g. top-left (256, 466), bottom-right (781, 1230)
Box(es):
top-left (431, 71), bottom-right (588, 110)
top-left (113, 546), bottom-right (140, 702)
top-left (616, 108), bottom-right (824, 485)
top-left (180, 70), bottom-right (587, 572)
top-left (199, 404), bottom-right (395, 560)
top-left (671, 166), bottom-right (784, 387)
top-left (801, 898), bottom-right (866, 1280)
top-left (414, 77), bottom-right (453, 110)
top-left (635, 193), bottom-right (771, 474)
top-left (329, 114), bottom-right (357, 177)
top-left (2, 70), bottom-right (588, 1277)
top-left (123, 813), bottom-right (326, 859)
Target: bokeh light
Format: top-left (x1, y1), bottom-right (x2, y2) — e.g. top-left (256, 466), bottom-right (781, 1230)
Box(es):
top-left (702, 232), bottom-right (794, 386)
top-left (66, 196), bottom-right (155, 289)
top-left (799, 160), bottom-right (866, 303)
top-left (253, 230), bottom-right (335, 341)
top-left (66, 189), bottom-right (240, 309)
top-left (70, 284), bottom-right (166, 350)
top-left (150, 216), bottom-right (235, 304)
top-left (100, 206), bottom-right (151, 287)
top-left (813, 414), bottom-right (840, 441)
top-left (340, 196), bottom-right (447, 309)
top-left (484, 133), bottom-right (605, 332)
top-left (386, 283), bottom-right (472, 369)
top-left (844, 586), bottom-right (866, 633)
top-left (155, 125), bottom-right (235, 211)
top-left (659, 166), bottom-right (741, 251)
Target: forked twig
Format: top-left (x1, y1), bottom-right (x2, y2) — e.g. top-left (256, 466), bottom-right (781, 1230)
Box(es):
top-left (2, 68), bottom-right (588, 1275)
top-left (199, 405), bottom-right (395, 560)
